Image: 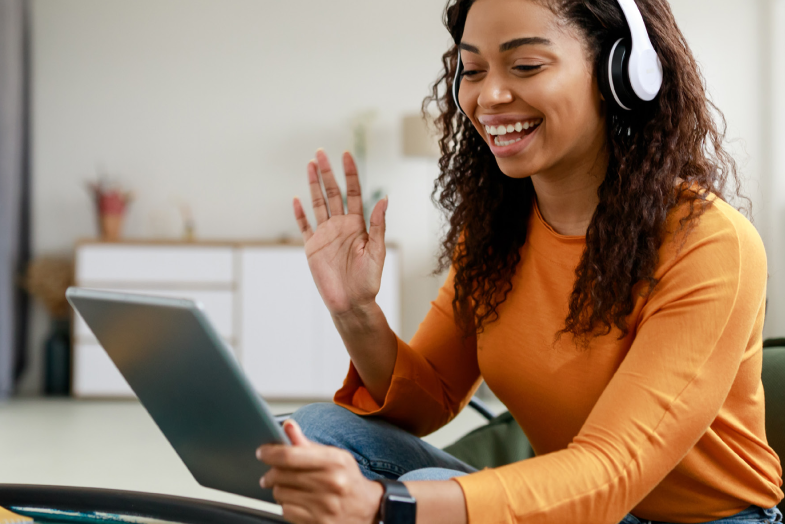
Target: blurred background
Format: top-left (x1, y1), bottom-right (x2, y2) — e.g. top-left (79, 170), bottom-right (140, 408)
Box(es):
top-left (0, 0), bottom-right (784, 510)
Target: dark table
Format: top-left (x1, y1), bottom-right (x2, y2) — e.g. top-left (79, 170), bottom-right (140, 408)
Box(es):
top-left (0, 485), bottom-right (286, 524)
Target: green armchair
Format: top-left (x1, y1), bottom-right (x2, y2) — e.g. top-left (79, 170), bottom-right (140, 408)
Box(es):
top-left (762, 339), bottom-right (785, 511)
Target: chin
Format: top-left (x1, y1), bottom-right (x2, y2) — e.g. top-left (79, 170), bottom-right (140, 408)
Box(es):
top-left (494, 157), bottom-right (540, 180)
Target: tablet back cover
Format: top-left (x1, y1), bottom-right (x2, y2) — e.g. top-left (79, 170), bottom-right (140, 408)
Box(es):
top-left (67, 288), bottom-right (287, 503)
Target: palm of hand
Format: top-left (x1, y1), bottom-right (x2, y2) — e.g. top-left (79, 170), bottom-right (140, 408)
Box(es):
top-left (305, 214), bottom-right (383, 314)
top-left (293, 150), bottom-right (388, 317)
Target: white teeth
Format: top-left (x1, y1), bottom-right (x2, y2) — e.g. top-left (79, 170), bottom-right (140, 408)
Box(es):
top-left (485, 119), bottom-right (542, 135)
top-left (494, 136), bottom-right (523, 147)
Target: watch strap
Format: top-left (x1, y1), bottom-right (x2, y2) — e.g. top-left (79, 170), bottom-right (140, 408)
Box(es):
top-left (375, 479), bottom-right (416, 524)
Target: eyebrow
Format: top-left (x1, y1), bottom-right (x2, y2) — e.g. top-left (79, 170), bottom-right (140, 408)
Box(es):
top-left (459, 37), bottom-right (553, 54)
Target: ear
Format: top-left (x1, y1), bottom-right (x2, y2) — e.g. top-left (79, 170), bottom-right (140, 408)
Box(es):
top-left (595, 71), bottom-right (606, 103)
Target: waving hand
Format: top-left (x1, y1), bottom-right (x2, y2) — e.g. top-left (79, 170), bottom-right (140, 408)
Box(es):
top-left (293, 149), bottom-right (388, 316)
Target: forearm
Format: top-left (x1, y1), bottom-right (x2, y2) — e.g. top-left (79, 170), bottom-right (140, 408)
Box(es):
top-left (403, 480), bottom-right (468, 524)
top-left (331, 301), bottom-right (398, 405)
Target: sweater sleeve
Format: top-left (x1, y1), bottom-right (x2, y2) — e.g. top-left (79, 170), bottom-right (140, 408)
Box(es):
top-left (334, 266), bottom-right (483, 436)
top-left (454, 208), bottom-right (768, 523)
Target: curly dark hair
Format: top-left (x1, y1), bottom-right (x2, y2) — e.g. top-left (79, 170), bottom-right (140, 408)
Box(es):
top-left (423, 0), bottom-right (744, 340)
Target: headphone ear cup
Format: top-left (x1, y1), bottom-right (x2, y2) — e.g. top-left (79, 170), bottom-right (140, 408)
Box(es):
top-left (599, 38), bottom-right (639, 112)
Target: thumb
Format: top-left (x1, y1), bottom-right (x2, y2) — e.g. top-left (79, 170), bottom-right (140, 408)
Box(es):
top-left (368, 196), bottom-right (388, 250)
top-left (283, 419), bottom-right (311, 447)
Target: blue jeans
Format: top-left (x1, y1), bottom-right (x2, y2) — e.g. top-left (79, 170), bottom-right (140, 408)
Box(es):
top-left (618, 505), bottom-right (783, 524)
top-left (292, 403), bottom-right (783, 524)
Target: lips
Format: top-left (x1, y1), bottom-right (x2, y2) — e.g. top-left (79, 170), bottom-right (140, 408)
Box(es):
top-left (487, 121), bottom-right (542, 158)
top-left (491, 122), bottom-right (541, 146)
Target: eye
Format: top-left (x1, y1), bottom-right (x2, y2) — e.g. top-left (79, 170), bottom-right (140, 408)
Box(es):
top-left (460, 69), bottom-right (482, 78)
top-left (515, 65), bottom-right (543, 73)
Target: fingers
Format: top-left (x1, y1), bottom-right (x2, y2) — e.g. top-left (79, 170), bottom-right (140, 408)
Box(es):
top-left (274, 489), bottom-right (323, 524)
top-left (343, 152), bottom-right (364, 217)
top-left (315, 149), bottom-right (345, 218)
top-left (307, 160), bottom-right (330, 225)
top-left (368, 196), bottom-right (388, 252)
top-left (258, 443), bottom-right (339, 470)
top-left (258, 441), bottom-right (369, 524)
top-left (292, 198), bottom-right (314, 242)
top-left (279, 501), bottom-right (314, 524)
top-left (263, 467), bottom-right (324, 492)
top-left (284, 419), bottom-right (311, 447)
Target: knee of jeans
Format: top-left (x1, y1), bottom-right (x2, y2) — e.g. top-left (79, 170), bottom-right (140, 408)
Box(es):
top-left (290, 402), bottom-right (358, 447)
top-left (398, 468), bottom-right (470, 482)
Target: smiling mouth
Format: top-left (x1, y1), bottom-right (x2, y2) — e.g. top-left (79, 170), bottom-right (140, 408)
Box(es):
top-left (485, 119), bottom-right (543, 147)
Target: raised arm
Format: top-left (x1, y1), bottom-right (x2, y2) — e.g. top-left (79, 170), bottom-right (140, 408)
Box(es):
top-left (294, 149), bottom-right (397, 404)
top-left (334, 263), bottom-right (483, 436)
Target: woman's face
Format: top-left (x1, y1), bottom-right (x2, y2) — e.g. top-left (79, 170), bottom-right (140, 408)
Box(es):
top-left (458, 0), bottom-right (606, 180)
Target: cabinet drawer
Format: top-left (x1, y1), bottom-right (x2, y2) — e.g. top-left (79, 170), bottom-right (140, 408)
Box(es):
top-left (76, 245), bottom-right (234, 285)
top-left (74, 289), bottom-right (235, 340)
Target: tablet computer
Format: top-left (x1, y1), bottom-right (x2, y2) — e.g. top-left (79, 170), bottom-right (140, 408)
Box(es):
top-left (66, 287), bottom-right (289, 503)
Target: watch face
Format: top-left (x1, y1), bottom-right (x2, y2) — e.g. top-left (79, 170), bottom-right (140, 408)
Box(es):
top-left (384, 496), bottom-right (417, 524)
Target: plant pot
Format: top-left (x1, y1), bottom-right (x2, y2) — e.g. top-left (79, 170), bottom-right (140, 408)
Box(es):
top-left (100, 213), bottom-right (124, 241)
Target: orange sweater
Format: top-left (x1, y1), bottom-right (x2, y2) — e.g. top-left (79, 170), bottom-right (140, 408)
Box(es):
top-left (335, 196), bottom-right (783, 523)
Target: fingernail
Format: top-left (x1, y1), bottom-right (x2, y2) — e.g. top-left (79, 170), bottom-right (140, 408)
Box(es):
top-left (260, 477), bottom-right (266, 488)
top-left (283, 419), bottom-right (302, 436)
top-left (256, 447), bottom-right (262, 460)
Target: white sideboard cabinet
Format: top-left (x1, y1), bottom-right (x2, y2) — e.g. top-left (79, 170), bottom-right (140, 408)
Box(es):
top-left (72, 241), bottom-right (400, 399)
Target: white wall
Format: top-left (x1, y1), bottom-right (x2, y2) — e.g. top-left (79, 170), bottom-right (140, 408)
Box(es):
top-left (765, 0), bottom-right (785, 339)
top-left (21, 0), bottom-right (781, 392)
top-left (669, 0), bottom-right (765, 217)
top-left (31, 0), bottom-right (453, 248)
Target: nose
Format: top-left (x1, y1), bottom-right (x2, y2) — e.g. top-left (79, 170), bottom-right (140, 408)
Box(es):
top-left (477, 69), bottom-right (514, 109)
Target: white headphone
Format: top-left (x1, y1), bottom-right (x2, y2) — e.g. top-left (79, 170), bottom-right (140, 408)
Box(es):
top-left (452, 0), bottom-right (664, 116)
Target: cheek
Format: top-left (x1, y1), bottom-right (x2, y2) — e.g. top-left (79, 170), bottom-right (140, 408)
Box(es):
top-left (537, 72), bottom-right (603, 148)
top-left (458, 81), bottom-right (478, 117)
top-left (460, 85), bottom-right (491, 140)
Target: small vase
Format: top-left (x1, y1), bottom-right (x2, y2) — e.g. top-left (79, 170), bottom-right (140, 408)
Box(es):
top-left (100, 213), bottom-right (124, 241)
top-left (44, 318), bottom-right (71, 396)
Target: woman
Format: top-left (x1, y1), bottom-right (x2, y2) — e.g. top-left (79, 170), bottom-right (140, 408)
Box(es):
top-left (255, 0), bottom-right (784, 522)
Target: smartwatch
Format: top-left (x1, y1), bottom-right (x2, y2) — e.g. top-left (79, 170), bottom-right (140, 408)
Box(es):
top-left (375, 479), bottom-right (417, 524)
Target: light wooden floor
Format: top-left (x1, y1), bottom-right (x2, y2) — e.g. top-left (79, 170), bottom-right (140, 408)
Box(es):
top-left (0, 398), bottom-right (502, 514)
